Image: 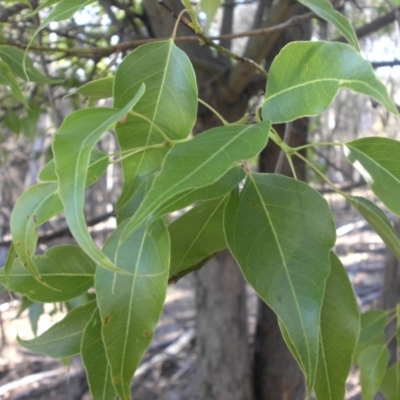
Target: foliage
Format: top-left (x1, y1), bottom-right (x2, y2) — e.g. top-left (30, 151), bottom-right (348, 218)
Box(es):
top-left (1, 1), bottom-right (400, 399)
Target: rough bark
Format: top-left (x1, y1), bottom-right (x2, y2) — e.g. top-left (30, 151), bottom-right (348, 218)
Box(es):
top-left (195, 251), bottom-right (253, 400)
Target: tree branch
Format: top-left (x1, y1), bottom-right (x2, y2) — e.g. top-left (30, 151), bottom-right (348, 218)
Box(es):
top-left (336, 6), bottom-right (400, 41)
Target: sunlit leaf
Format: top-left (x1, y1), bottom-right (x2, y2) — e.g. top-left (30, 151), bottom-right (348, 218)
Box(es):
top-left (359, 344), bottom-right (389, 400)
top-left (10, 182), bottom-right (63, 279)
top-left (122, 122), bottom-right (270, 239)
top-left (18, 300), bottom-right (97, 358)
top-left (345, 137), bottom-right (400, 216)
top-left (81, 308), bottom-right (117, 400)
top-left (262, 41), bottom-right (398, 123)
top-left (0, 245), bottom-right (95, 302)
top-left (224, 173), bottom-right (336, 393)
top-left (298, 0), bottom-right (359, 50)
top-left (169, 196), bottom-right (227, 278)
top-left (314, 252), bottom-right (360, 400)
top-left (114, 40), bottom-right (197, 208)
top-left (0, 46), bottom-right (61, 83)
top-left (72, 77), bottom-right (113, 100)
top-left (381, 361), bottom-right (400, 400)
top-left (95, 219), bottom-right (169, 400)
top-left (347, 195), bottom-right (400, 261)
top-left (53, 85), bottom-right (144, 273)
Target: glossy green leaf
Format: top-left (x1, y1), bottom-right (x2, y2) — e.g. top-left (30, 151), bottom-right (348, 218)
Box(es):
top-left (262, 41), bottom-right (398, 123)
top-left (314, 252), bottom-right (360, 400)
top-left (345, 137), bottom-right (400, 216)
top-left (39, 148), bottom-right (109, 185)
top-left (169, 196), bottom-right (227, 278)
top-left (224, 173), bottom-right (336, 393)
top-left (114, 39), bottom-right (197, 208)
top-left (0, 46), bottom-right (60, 83)
top-left (72, 77), bottom-right (113, 100)
top-left (10, 182), bottom-right (63, 279)
top-left (381, 361), bottom-right (400, 400)
top-left (81, 308), bottom-right (117, 400)
top-left (122, 122), bottom-right (270, 239)
top-left (298, 0), bottom-right (359, 50)
top-left (156, 165), bottom-right (245, 219)
top-left (18, 300), bottom-right (97, 358)
top-left (53, 85), bottom-right (144, 273)
top-left (359, 344), bottom-right (389, 400)
top-left (31, 0), bottom-right (61, 13)
top-left (0, 245), bottom-right (95, 302)
top-left (95, 219), bottom-right (169, 400)
top-left (113, 39), bottom-right (197, 140)
top-left (0, 60), bottom-right (28, 108)
top-left (347, 195), bottom-right (400, 261)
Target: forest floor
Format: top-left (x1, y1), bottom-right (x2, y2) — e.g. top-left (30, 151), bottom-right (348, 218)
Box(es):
top-left (0, 188), bottom-right (391, 400)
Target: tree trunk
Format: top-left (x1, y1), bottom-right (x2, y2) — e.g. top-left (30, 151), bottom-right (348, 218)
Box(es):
top-left (195, 250), bottom-right (253, 400)
top-left (254, 119), bottom-right (308, 400)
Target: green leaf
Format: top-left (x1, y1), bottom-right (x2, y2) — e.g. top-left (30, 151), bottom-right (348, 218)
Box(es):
top-left (72, 77), bottom-right (113, 100)
top-left (347, 195), bottom-right (400, 260)
top-left (4, 243), bottom-right (16, 281)
top-left (95, 219), bottom-right (169, 400)
top-left (31, 0), bottom-right (61, 13)
top-left (81, 308), bottom-right (117, 400)
top-left (0, 245), bottom-right (96, 303)
top-left (34, 0), bottom-right (95, 32)
top-left (345, 137), bottom-right (400, 216)
top-left (122, 122), bottom-right (270, 239)
top-left (53, 85), bottom-right (144, 273)
top-left (10, 182), bottom-right (63, 280)
top-left (18, 300), bottom-right (97, 358)
top-left (0, 46), bottom-right (61, 84)
top-left (156, 165), bottom-right (245, 219)
top-left (114, 40), bottom-right (197, 208)
top-left (314, 252), bottom-right (360, 400)
top-left (28, 302), bottom-right (44, 336)
top-left (113, 39), bottom-right (197, 140)
top-left (169, 196), bottom-right (227, 278)
top-left (224, 173), bottom-right (336, 393)
top-left (298, 0), bottom-right (359, 51)
top-left (359, 344), bottom-right (389, 400)
top-left (0, 60), bottom-right (28, 108)
top-left (200, 0), bottom-right (222, 31)
top-left (381, 362), bottom-right (400, 400)
top-left (224, 174), bottom-right (335, 391)
top-left (353, 310), bottom-right (387, 363)
top-left (262, 41), bottom-right (398, 123)
top-left (39, 148), bottom-right (109, 185)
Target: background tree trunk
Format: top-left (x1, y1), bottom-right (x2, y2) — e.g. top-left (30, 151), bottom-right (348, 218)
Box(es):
top-left (195, 251), bottom-right (253, 400)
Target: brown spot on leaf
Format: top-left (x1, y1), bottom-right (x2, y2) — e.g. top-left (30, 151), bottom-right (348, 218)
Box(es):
top-left (32, 214), bottom-right (38, 224)
top-left (113, 376), bottom-right (120, 384)
top-left (27, 250), bottom-right (31, 256)
top-left (26, 214), bottom-right (30, 220)
top-left (104, 315), bottom-right (110, 326)
top-left (144, 330), bottom-right (151, 337)
top-left (23, 262), bottom-right (28, 267)
top-left (17, 242), bottom-right (21, 247)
